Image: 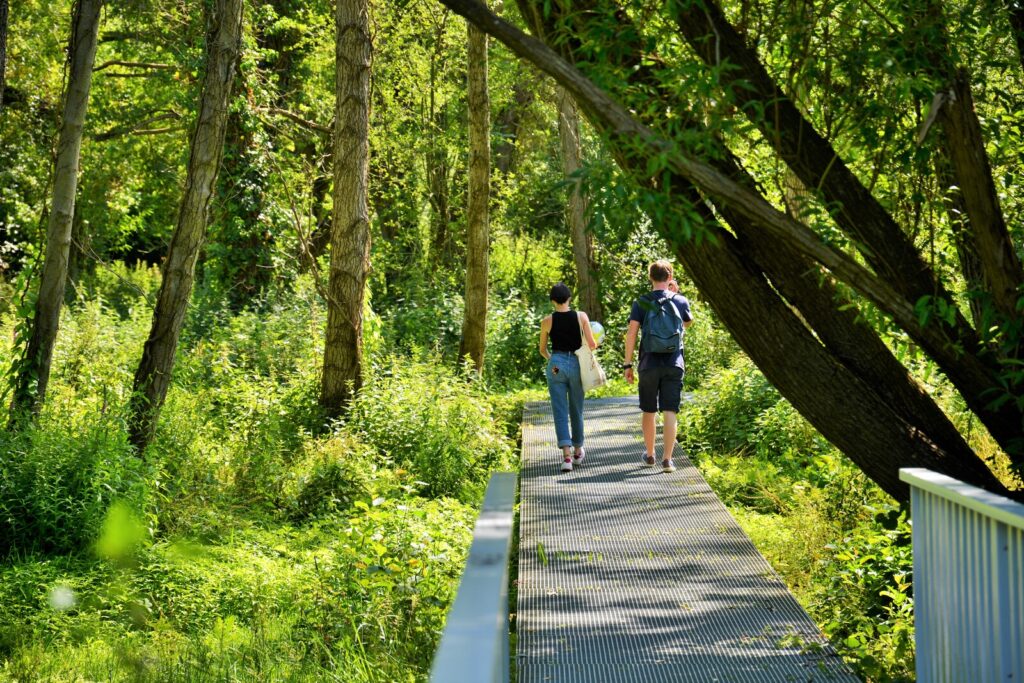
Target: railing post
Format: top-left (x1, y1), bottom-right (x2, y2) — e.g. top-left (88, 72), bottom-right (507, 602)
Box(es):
top-left (430, 472), bottom-right (517, 683)
top-left (900, 468), bottom-right (1024, 682)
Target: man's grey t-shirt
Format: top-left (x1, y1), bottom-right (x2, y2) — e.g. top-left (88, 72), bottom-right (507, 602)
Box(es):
top-left (629, 291), bottom-right (693, 372)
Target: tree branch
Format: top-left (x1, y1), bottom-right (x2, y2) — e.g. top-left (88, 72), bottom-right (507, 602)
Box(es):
top-left (93, 109), bottom-right (182, 141)
top-left (259, 106), bottom-right (332, 134)
top-left (94, 60), bottom-right (174, 72)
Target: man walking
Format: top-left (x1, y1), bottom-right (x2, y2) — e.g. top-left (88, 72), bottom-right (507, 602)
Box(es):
top-left (623, 260), bottom-right (694, 472)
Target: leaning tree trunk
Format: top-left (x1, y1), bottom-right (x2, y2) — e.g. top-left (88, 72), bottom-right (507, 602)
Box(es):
top-left (319, 0), bottom-right (371, 415)
top-left (10, 0), bottom-right (102, 419)
top-left (438, 0), bottom-right (1012, 501)
top-left (666, 0), bottom-right (1024, 467)
top-left (1007, 1), bottom-right (1024, 72)
top-left (556, 86), bottom-right (602, 322)
top-left (458, 13), bottom-right (490, 373)
top-left (0, 0), bottom-right (8, 111)
top-left (128, 0), bottom-right (242, 452)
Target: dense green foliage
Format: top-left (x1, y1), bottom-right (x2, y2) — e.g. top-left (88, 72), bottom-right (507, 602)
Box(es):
top-left (0, 270), bottom-right (521, 681)
top-left (5, 0), bottom-right (1023, 679)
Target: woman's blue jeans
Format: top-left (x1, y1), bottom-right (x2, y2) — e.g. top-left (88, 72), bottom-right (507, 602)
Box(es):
top-left (546, 352), bottom-right (584, 449)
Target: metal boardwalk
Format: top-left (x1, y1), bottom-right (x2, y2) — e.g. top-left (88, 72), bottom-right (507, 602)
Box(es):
top-left (518, 397), bottom-right (858, 682)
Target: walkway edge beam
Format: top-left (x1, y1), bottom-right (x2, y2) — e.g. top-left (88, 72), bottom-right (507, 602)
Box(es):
top-left (900, 467), bottom-right (1024, 682)
top-left (430, 471), bottom-right (517, 683)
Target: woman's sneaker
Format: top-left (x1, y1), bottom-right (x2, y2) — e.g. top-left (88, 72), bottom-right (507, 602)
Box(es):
top-left (643, 454), bottom-right (656, 467)
top-left (572, 448), bottom-right (586, 466)
top-left (561, 458), bottom-right (573, 472)
top-left (662, 459), bottom-right (676, 473)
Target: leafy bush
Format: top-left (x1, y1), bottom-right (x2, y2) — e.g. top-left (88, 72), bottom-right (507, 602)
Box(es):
top-left (0, 494), bottom-right (477, 682)
top-left (485, 295), bottom-right (543, 388)
top-left (681, 306), bottom-right (739, 388)
top-left (680, 354), bottom-right (779, 456)
top-left (283, 432), bottom-right (377, 523)
top-left (78, 261), bottom-right (162, 319)
top-left (751, 399), bottom-right (832, 462)
top-left (0, 412), bottom-right (152, 556)
top-left (813, 508), bottom-right (915, 682)
top-left (380, 288), bottom-right (464, 356)
top-left (349, 353), bottom-right (515, 500)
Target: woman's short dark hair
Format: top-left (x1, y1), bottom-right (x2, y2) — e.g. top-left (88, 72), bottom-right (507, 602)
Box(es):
top-left (549, 282), bottom-right (571, 304)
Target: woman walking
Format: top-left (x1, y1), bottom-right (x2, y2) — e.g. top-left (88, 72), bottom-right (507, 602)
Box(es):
top-left (539, 282), bottom-right (599, 472)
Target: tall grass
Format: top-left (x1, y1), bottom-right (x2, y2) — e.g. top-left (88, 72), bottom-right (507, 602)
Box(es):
top-left (0, 268), bottom-right (518, 681)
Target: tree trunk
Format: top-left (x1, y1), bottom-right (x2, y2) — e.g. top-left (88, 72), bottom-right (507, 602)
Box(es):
top-left (1007, 1), bottom-right (1024, 72)
top-left (10, 0), bottom-right (102, 418)
top-left (427, 110), bottom-right (452, 267)
top-left (301, 137), bottom-right (333, 265)
top-left (213, 102), bottom-right (273, 309)
top-left (937, 68), bottom-right (1022, 324)
top-left (557, 86), bottom-right (602, 322)
top-left (493, 76), bottom-right (533, 174)
top-left (0, 0), bottom-right (8, 111)
top-left (319, 0), bottom-right (371, 415)
top-left (458, 15), bottom-right (490, 373)
top-left (437, 0), bottom-right (1013, 500)
top-left (426, 19), bottom-right (452, 269)
top-left (128, 0), bottom-right (243, 451)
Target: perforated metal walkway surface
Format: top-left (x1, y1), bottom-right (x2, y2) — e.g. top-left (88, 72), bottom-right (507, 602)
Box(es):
top-left (517, 397), bottom-right (858, 682)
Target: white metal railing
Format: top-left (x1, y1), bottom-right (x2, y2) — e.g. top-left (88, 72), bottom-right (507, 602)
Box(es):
top-left (900, 468), bottom-right (1024, 682)
top-left (429, 471), bottom-right (517, 683)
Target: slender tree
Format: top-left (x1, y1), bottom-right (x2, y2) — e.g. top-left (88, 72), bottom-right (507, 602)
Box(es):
top-left (10, 0), bottom-right (102, 418)
top-left (0, 0), bottom-right (8, 111)
top-left (426, 13), bottom-right (454, 268)
top-left (128, 0), bottom-right (243, 451)
top-left (556, 86), bottom-right (601, 322)
top-left (458, 11), bottom-right (490, 372)
top-left (319, 0), bottom-right (371, 415)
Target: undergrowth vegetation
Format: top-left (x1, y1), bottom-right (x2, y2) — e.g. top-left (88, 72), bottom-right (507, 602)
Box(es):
top-left (0, 268), bottom-right (519, 682)
top-left (681, 353), bottom-right (916, 682)
top-left (0, 257), bottom-right (980, 683)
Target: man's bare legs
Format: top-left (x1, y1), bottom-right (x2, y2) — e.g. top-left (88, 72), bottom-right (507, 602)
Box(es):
top-left (642, 410), bottom-right (677, 469)
top-left (642, 411), bottom-right (657, 464)
top-left (662, 411), bottom-right (677, 464)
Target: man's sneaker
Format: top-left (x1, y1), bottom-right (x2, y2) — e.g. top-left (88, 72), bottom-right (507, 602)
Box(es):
top-left (662, 459), bottom-right (676, 473)
top-left (572, 448), bottom-right (586, 466)
top-left (561, 458), bottom-right (573, 472)
top-left (643, 454), bottom-right (656, 467)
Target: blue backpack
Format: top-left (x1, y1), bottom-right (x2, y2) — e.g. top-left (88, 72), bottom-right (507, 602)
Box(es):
top-left (641, 294), bottom-right (684, 354)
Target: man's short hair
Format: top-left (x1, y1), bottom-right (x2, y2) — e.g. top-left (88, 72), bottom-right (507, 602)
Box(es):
top-left (550, 282), bottom-right (572, 304)
top-left (649, 260), bottom-right (673, 283)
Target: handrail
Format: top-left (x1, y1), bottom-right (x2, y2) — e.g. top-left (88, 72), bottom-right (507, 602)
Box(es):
top-left (899, 467), bottom-right (1024, 529)
top-left (900, 467), bottom-right (1024, 683)
top-left (429, 471), bottom-right (517, 683)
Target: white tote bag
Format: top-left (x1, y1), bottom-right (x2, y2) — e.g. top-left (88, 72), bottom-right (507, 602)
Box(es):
top-left (575, 313), bottom-right (607, 392)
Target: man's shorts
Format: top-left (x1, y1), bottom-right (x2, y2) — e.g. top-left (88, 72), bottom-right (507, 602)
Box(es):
top-left (638, 366), bottom-right (684, 413)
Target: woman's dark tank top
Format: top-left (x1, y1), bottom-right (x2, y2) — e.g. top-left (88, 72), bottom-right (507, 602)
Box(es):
top-left (550, 310), bottom-right (582, 352)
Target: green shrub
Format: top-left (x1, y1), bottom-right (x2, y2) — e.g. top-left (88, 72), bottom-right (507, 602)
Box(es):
top-left (680, 355), bottom-right (779, 456)
top-left (813, 508), bottom-right (915, 681)
top-left (349, 353), bottom-right (515, 500)
top-left (78, 261), bottom-right (162, 319)
top-left (697, 454), bottom-right (791, 514)
top-left (681, 307), bottom-right (739, 388)
top-left (380, 289), bottom-right (464, 356)
top-left (484, 295), bottom-right (543, 388)
top-left (283, 432), bottom-right (376, 522)
top-left (751, 399), bottom-right (831, 462)
top-left (0, 411), bottom-right (152, 556)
